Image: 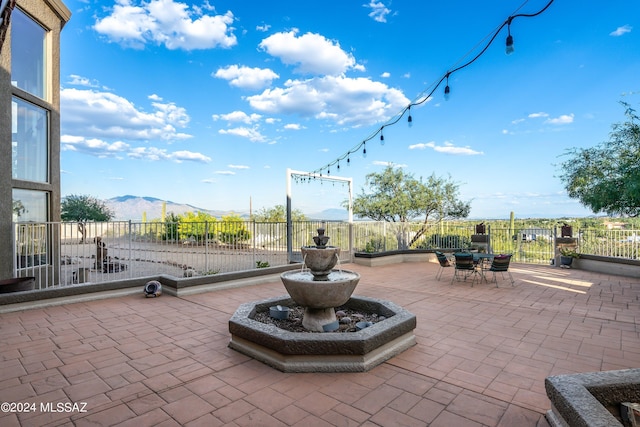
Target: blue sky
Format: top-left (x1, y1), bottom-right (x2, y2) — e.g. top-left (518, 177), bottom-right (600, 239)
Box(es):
top-left (59, 0), bottom-right (639, 219)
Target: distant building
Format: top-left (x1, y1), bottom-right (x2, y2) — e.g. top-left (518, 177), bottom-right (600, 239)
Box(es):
top-left (604, 221), bottom-right (627, 230)
top-left (0, 0), bottom-right (71, 281)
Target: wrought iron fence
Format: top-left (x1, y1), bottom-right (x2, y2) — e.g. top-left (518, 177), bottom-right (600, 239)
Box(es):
top-left (12, 220), bottom-right (640, 290)
top-left (13, 220), bottom-right (352, 289)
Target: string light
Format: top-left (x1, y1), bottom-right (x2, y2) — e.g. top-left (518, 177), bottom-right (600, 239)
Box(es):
top-left (444, 73), bottom-right (451, 101)
top-left (506, 17), bottom-right (515, 55)
top-left (307, 0), bottom-right (554, 177)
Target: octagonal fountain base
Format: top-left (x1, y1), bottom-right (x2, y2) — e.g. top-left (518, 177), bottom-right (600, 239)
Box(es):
top-left (228, 295), bottom-right (417, 373)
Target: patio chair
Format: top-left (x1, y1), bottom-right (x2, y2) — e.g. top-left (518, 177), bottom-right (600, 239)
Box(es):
top-left (435, 251), bottom-right (452, 280)
top-left (451, 252), bottom-right (478, 286)
top-left (488, 254), bottom-right (515, 287)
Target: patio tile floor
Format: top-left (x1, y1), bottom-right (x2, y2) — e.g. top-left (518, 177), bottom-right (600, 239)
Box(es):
top-left (0, 261), bottom-right (639, 426)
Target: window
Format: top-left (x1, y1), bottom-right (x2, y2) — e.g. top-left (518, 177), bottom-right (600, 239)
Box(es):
top-left (13, 189), bottom-right (49, 268)
top-left (11, 7), bottom-right (47, 99)
top-left (12, 97), bottom-right (49, 183)
top-left (12, 189), bottom-right (48, 222)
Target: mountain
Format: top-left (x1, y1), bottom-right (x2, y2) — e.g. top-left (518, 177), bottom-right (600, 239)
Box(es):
top-left (307, 208), bottom-right (350, 221)
top-left (105, 195), bottom-right (247, 221)
top-left (105, 195), bottom-right (353, 221)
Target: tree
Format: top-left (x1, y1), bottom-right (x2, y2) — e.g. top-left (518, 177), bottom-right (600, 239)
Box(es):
top-left (217, 213), bottom-right (251, 244)
top-left (350, 166), bottom-right (470, 249)
top-left (252, 205), bottom-right (308, 222)
top-left (178, 211), bottom-right (217, 243)
top-left (559, 102), bottom-right (640, 216)
top-left (61, 195), bottom-right (114, 242)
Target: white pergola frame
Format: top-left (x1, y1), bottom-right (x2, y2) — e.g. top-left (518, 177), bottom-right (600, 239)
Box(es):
top-left (286, 168), bottom-right (353, 260)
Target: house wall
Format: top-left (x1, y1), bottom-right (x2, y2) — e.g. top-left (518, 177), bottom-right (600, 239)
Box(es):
top-left (0, 0), bottom-right (70, 280)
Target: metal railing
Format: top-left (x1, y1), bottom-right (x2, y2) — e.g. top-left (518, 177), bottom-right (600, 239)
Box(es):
top-left (12, 220), bottom-right (640, 290)
top-left (13, 220), bottom-right (353, 289)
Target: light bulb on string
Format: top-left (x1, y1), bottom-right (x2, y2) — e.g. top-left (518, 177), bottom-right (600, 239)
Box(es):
top-left (347, 156), bottom-right (350, 166)
top-left (362, 142), bottom-right (367, 158)
top-left (407, 107), bottom-right (413, 128)
top-left (444, 73), bottom-right (451, 101)
top-left (380, 129), bottom-right (385, 146)
top-left (337, 161), bottom-right (340, 171)
top-left (505, 17), bottom-right (515, 55)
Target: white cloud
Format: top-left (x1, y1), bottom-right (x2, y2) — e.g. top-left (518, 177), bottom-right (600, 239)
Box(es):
top-left (528, 112), bottom-right (549, 118)
top-left (215, 170), bottom-right (236, 175)
top-left (67, 74), bottom-right (100, 88)
top-left (93, 0), bottom-right (237, 50)
top-left (256, 23), bottom-right (270, 32)
top-left (409, 141), bottom-right (483, 155)
top-left (246, 75), bottom-right (409, 127)
top-left (259, 29), bottom-right (363, 75)
top-left (61, 87), bottom-right (192, 142)
top-left (610, 25), bottom-right (632, 36)
top-left (128, 146), bottom-right (211, 162)
top-left (228, 164), bottom-right (249, 169)
top-left (214, 65), bottom-right (279, 89)
top-left (372, 160), bottom-right (406, 167)
top-left (545, 113), bottom-right (574, 125)
top-left (284, 123), bottom-right (304, 130)
top-left (380, 72), bottom-right (390, 78)
top-left (218, 126), bottom-right (267, 142)
top-left (212, 110), bottom-right (262, 124)
top-left (61, 135), bottom-right (211, 163)
top-left (364, 1), bottom-right (391, 23)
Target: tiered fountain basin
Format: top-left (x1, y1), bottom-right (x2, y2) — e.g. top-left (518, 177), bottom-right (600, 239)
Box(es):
top-left (280, 268), bottom-right (360, 331)
top-left (228, 294), bottom-right (417, 373)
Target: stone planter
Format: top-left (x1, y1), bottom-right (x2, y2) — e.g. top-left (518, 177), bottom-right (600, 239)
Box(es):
top-left (560, 256), bottom-right (574, 267)
top-left (0, 277), bottom-right (36, 293)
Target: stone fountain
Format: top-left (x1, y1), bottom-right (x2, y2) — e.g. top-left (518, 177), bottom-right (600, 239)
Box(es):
top-left (228, 227), bottom-right (417, 372)
top-left (280, 226), bottom-right (360, 331)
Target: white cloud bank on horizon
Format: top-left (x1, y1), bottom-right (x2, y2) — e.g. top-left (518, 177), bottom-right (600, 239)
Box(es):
top-left (408, 141), bottom-right (483, 156)
top-left (61, 135), bottom-right (211, 163)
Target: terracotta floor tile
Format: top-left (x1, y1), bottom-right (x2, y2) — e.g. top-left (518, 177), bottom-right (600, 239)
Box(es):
top-left (293, 390), bottom-right (341, 417)
top-left (370, 407), bottom-right (428, 427)
top-left (162, 394), bottom-right (215, 425)
top-left (212, 399), bottom-right (256, 424)
top-left (272, 403), bottom-right (311, 425)
top-left (446, 391), bottom-right (508, 426)
top-left (233, 407), bottom-right (289, 427)
top-left (0, 263), bottom-right (639, 426)
top-left (430, 410), bottom-right (484, 427)
top-left (74, 403), bottom-right (136, 426)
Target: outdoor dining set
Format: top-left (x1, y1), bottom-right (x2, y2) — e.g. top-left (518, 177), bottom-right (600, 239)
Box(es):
top-left (435, 250), bottom-right (515, 287)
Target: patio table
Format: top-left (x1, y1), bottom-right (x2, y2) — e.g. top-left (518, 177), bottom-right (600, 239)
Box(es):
top-left (473, 253), bottom-right (494, 282)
